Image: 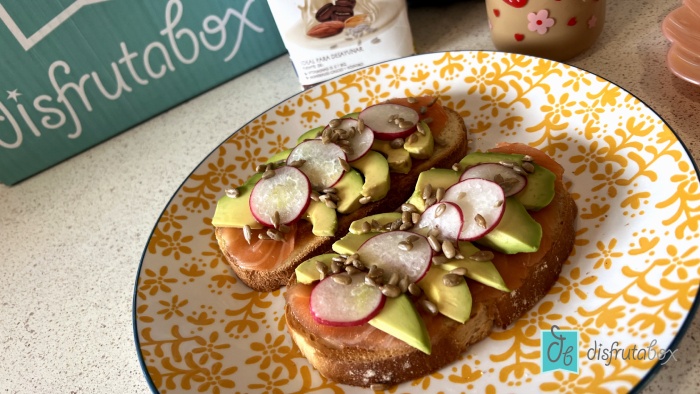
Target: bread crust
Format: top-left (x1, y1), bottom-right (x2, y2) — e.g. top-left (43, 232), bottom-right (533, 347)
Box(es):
top-left (215, 106), bottom-right (469, 291)
top-left (284, 174), bottom-right (578, 387)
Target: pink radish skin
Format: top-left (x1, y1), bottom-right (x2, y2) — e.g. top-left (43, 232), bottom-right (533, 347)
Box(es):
top-left (323, 118), bottom-right (374, 162)
top-left (310, 273), bottom-right (385, 327)
top-left (460, 163), bottom-right (527, 197)
top-left (287, 139), bottom-right (347, 190)
top-left (413, 201), bottom-right (464, 242)
top-left (357, 231), bottom-right (433, 283)
top-left (359, 103), bottom-right (419, 141)
top-left (442, 178), bottom-right (506, 241)
top-left (249, 166), bottom-right (311, 227)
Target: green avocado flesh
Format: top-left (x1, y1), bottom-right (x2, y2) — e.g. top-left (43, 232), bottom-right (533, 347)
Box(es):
top-left (369, 295), bottom-right (431, 355)
top-left (295, 254), bottom-right (337, 284)
top-left (332, 232), bottom-right (377, 255)
top-left (406, 168), bottom-right (461, 213)
top-left (351, 151), bottom-right (390, 202)
top-left (265, 148), bottom-right (292, 164)
top-left (438, 242), bottom-right (510, 292)
top-left (371, 140), bottom-right (412, 174)
top-left (211, 173), bottom-right (263, 229)
top-left (303, 201), bottom-right (337, 237)
top-left (418, 266), bottom-right (472, 324)
top-left (334, 169), bottom-right (364, 214)
top-left (297, 126), bottom-right (324, 144)
top-left (477, 197), bottom-right (542, 254)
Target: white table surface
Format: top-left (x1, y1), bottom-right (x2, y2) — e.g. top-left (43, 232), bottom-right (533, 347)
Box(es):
top-left (2, 1), bottom-right (699, 392)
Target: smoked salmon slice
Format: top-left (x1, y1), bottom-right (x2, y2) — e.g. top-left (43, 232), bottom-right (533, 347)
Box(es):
top-left (218, 225), bottom-right (297, 271)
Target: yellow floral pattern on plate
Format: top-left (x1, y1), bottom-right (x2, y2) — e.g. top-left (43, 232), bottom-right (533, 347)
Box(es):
top-left (134, 51), bottom-right (700, 393)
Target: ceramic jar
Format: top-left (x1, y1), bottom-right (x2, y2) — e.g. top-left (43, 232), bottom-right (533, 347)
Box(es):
top-left (486, 0), bottom-right (606, 61)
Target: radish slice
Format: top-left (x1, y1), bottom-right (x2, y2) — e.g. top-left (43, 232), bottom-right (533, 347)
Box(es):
top-left (249, 166), bottom-right (311, 227)
top-left (310, 273), bottom-right (385, 327)
top-left (460, 163), bottom-right (527, 197)
top-left (323, 118), bottom-right (374, 162)
top-left (287, 139), bottom-right (347, 190)
top-left (359, 103), bottom-right (419, 141)
top-left (442, 179), bottom-right (506, 241)
top-left (413, 201), bottom-right (464, 242)
top-left (358, 231), bottom-right (432, 283)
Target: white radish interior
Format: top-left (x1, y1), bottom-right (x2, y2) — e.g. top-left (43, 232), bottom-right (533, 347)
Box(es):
top-left (358, 231), bottom-right (432, 283)
top-left (310, 273), bottom-right (385, 327)
top-left (249, 166), bottom-right (311, 227)
top-left (442, 178), bottom-right (506, 241)
top-left (460, 163), bottom-right (527, 197)
top-left (359, 103), bottom-right (419, 141)
top-left (287, 139), bottom-right (347, 190)
top-left (413, 201), bottom-right (464, 242)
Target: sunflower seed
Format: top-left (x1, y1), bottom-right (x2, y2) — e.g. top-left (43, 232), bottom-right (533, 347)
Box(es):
top-left (401, 203), bottom-right (419, 213)
top-left (345, 266), bottom-right (361, 275)
top-left (522, 154), bottom-right (533, 162)
top-left (323, 187), bottom-right (338, 194)
top-left (428, 235), bottom-right (441, 252)
top-left (512, 165), bottom-right (526, 175)
top-left (365, 275), bottom-right (378, 287)
top-left (225, 187), bottom-right (240, 198)
top-left (255, 164), bottom-right (267, 172)
top-left (399, 222), bottom-right (413, 231)
top-left (398, 275), bottom-right (409, 293)
top-left (242, 225), bottom-right (252, 244)
top-left (407, 96), bottom-right (418, 103)
top-left (262, 169), bottom-right (276, 179)
top-left (310, 191), bottom-right (320, 201)
top-left (390, 220), bottom-right (402, 231)
top-left (359, 195), bottom-right (372, 204)
top-left (428, 227), bottom-right (441, 238)
top-left (398, 241), bottom-right (413, 251)
top-left (411, 212), bottom-right (421, 224)
top-left (368, 265), bottom-right (384, 279)
top-left (278, 224), bottom-right (291, 233)
top-left (361, 221), bottom-right (372, 233)
top-left (451, 163), bottom-right (462, 172)
top-left (427, 96), bottom-right (439, 107)
top-left (425, 197), bottom-right (437, 207)
top-left (420, 298), bottom-right (438, 315)
top-left (390, 138), bottom-right (405, 149)
top-left (271, 211), bottom-right (280, 229)
top-left (329, 118), bottom-right (342, 128)
top-left (326, 192), bottom-right (340, 202)
top-left (371, 219), bottom-right (381, 231)
top-left (457, 191), bottom-right (466, 200)
top-left (381, 284), bottom-right (402, 298)
top-left (408, 282), bottom-right (422, 296)
top-left (268, 228), bottom-right (285, 241)
top-left (358, 118), bottom-right (365, 132)
top-left (435, 187), bottom-right (445, 202)
top-left (435, 203), bottom-right (446, 218)
top-left (475, 214), bottom-right (487, 229)
top-left (442, 273), bottom-right (462, 287)
top-left (432, 255), bottom-right (448, 266)
top-left (522, 161), bottom-right (535, 173)
top-left (416, 122), bottom-right (426, 135)
top-left (331, 260), bottom-right (343, 274)
top-left (402, 211), bottom-right (412, 224)
top-left (371, 383), bottom-right (389, 391)
top-left (469, 250), bottom-right (495, 261)
top-left (333, 274), bottom-right (352, 285)
top-left (420, 105), bottom-right (428, 114)
top-left (315, 260), bottom-right (329, 275)
top-left (423, 116), bottom-right (433, 124)
top-left (494, 199), bottom-right (504, 208)
top-left (450, 267), bottom-right (469, 276)
top-left (258, 232), bottom-right (271, 240)
top-left (388, 272), bottom-right (399, 286)
top-left (338, 157), bottom-right (351, 172)
top-left (332, 255), bottom-right (347, 263)
top-left (289, 159), bottom-right (306, 168)
top-left (324, 199), bottom-right (337, 209)
top-left (422, 183), bottom-right (433, 200)
top-left (442, 240), bottom-right (456, 259)
top-left (399, 120), bottom-right (414, 129)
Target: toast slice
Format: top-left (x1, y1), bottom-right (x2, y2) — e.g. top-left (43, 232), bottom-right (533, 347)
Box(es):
top-left (215, 104), bottom-right (469, 291)
top-left (283, 149), bottom-right (577, 388)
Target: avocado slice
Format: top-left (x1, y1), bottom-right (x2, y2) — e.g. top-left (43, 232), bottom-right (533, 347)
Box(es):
top-left (437, 242), bottom-right (510, 292)
top-left (406, 168), bottom-right (461, 212)
top-left (297, 126), bottom-right (324, 144)
top-left (341, 112), bottom-right (360, 119)
top-left (334, 169), bottom-right (364, 214)
top-left (265, 148), bottom-right (293, 164)
top-left (476, 197), bottom-right (542, 254)
top-left (295, 254), bottom-right (338, 284)
top-left (350, 151), bottom-right (390, 202)
top-left (303, 200), bottom-right (337, 237)
top-left (403, 121), bottom-right (434, 160)
top-left (348, 212), bottom-right (402, 234)
top-left (418, 266), bottom-right (472, 324)
top-left (332, 232), bottom-right (377, 255)
top-left (458, 151), bottom-right (556, 210)
top-left (371, 140), bottom-right (412, 174)
top-left (211, 173), bottom-right (264, 229)
top-left (369, 294), bottom-right (431, 355)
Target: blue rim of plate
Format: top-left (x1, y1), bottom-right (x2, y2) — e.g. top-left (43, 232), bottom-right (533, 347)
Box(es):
top-left (131, 50), bottom-right (700, 393)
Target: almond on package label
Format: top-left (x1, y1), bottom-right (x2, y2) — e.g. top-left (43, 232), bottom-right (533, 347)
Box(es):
top-left (267, 0), bottom-right (415, 88)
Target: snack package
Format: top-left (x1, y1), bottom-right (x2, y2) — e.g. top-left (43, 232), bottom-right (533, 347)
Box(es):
top-left (267, 0), bottom-right (415, 88)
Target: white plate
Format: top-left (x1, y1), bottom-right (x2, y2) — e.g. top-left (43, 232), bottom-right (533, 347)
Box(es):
top-left (133, 51), bottom-right (700, 393)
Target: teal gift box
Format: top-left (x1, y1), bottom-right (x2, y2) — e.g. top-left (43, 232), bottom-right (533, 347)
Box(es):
top-left (0, 0), bottom-right (286, 185)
